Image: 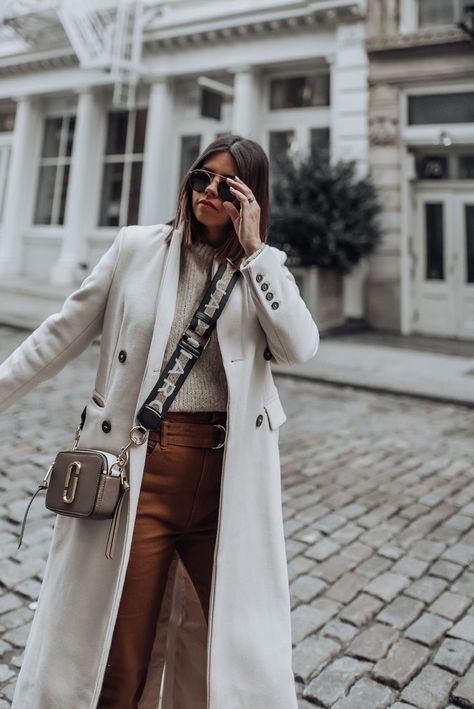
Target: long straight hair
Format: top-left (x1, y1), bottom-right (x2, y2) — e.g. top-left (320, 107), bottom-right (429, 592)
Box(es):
top-left (164, 134), bottom-right (270, 266)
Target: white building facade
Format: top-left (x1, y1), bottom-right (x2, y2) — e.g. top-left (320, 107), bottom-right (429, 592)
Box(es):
top-left (367, 0), bottom-right (474, 339)
top-left (0, 0), bottom-right (368, 328)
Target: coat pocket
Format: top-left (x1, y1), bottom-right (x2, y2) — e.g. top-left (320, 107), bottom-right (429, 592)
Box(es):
top-left (263, 394), bottom-right (287, 430)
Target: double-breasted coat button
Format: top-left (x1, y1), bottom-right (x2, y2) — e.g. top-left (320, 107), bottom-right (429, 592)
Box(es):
top-left (265, 292), bottom-right (274, 301)
top-left (264, 347), bottom-right (273, 360)
top-left (118, 350), bottom-right (127, 363)
top-left (256, 274), bottom-right (263, 283)
top-left (256, 414), bottom-right (263, 427)
top-left (102, 420), bottom-right (112, 433)
top-left (271, 302), bottom-right (280, 310)
top-left (261, 283), bottom-right (269, 291)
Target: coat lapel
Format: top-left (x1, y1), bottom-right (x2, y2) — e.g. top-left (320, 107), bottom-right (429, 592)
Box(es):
top-left (135, 223), bottom-right (183, 414)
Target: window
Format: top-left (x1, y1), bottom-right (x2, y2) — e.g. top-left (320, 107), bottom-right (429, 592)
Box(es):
top-left (269, 131), bottom-right (298, 164)
top-left (269, 74), bottom-right (330, 110)
top-left (98, 108), bottom-right (147, 227)
top-left (268, 131), bottom-right (297, 200)
top-left (416, 155), bottom-right (449, 179)
top-left (408, 92), bottom-right (474, 125)
top-left (414, 151), bottom-right (474, 179)
top-left (34, 115), bottom-right (75, 225)
top-left (0, 144), bottom-right (11, 222)
top-left (419, 0), bottom-right (471, 28)
top-left (459, 156), bottom-right (474, 178)
top-left (201, 88), bottom-right (222, 120)
top-left (466, 205), bottom-right (474, 283)
top-left (310, 127), bottom-right (330, 160)
top-left (425, 203), bottom-right (445, 280)
top-left (179, 135), bottom-right (201, 186)
top-left (0, 111), bottom-right (14, 132)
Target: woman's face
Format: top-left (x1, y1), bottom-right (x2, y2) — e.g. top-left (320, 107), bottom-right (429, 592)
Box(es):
top-left (190, 151), bottom-right (239, 236)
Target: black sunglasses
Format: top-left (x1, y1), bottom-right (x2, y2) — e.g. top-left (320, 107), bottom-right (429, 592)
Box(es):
top-left (187, 169), bottom-right (235, 203)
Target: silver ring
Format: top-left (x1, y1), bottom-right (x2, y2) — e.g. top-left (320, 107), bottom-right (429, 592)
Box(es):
top-left (248, 196), bottom-right (254, 203)
top-left (211, 424), bottom-right (226, 449)
top-left (129, 425), bottom-right (148, 445)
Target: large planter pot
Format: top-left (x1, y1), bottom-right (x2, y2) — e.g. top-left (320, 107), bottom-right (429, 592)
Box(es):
top-left (289, 264), bottom-right (345, 332)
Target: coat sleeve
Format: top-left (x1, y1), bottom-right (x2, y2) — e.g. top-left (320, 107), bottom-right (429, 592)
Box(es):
top-left (0, 226), bottom-right (126, 416)
top-left (239, 243), bottom-right (320, 366)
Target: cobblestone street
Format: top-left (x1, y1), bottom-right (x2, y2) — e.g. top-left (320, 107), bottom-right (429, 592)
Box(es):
top-left (1, 327), bottom-right (474, 708)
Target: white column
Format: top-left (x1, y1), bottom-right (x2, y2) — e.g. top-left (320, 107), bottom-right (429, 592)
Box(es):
top-left (331, 23), bottom-right (370, 320)
top-left (51, 88), bottom-right (103, 286)
top-left (139, 78), bottom-right (174, 225)
top-left (230, 66), bottom-right (259, 140)
top-left (0, 96), bottom-right (42, 276)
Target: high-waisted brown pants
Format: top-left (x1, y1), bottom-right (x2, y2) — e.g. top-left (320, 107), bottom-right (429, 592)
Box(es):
top-left (97, 410), bottom-right (227, 708)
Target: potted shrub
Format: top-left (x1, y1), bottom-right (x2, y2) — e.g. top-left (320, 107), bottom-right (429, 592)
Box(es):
top-left (268, 148), bottom-right (382, 331)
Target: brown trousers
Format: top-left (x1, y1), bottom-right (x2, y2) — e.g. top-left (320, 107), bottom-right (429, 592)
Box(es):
top-left (97, 410), bottom-right (227, 708)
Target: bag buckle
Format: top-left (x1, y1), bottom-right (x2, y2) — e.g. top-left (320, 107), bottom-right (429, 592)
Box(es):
top-left (179, 328), bottom-right (209, 359)
top-left (137, 405), bottom-right (163, 430)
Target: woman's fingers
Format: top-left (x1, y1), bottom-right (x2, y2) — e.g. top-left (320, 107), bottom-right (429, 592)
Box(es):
top-left (228, 185), bottom-right (248, 203)
top-left (226, 177), bottom-right (252, 202)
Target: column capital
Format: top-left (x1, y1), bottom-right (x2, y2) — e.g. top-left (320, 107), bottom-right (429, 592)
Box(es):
top-left (73, 85), bottom-right (97, 97)
top-left (227, 64), bottom-right (255, 75)
top-left (13, 94), bottom-right (32, 104)
top-left (144, 74), bottom-right (171, 87)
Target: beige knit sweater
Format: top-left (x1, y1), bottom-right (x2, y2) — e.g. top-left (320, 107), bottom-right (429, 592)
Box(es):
top-left (161, 240), bottom-right (228, 412)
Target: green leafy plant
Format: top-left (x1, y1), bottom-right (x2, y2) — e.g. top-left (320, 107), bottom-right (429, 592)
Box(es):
top-left (268, 149), bottom-right (382, 273)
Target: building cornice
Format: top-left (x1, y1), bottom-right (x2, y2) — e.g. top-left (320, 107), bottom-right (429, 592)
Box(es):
top-left (366, 26), bottom-right (469, 54)
top-left (143, 1), bottom-right (364, 51)
top-left (0, 47), bottom-right (77, 77)
top-left (0, 1), bottom-right (365, 77)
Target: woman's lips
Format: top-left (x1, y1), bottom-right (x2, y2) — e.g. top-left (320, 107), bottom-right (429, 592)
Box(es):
top-left (198, 200), bottom-right (217, 210)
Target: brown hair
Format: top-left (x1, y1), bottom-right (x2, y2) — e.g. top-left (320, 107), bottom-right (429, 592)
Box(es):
top-left (164, 133), bottom-right (269, 266)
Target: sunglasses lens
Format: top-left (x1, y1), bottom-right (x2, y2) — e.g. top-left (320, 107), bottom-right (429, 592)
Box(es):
top-left (189, 170), bottom-right (210, 193)
top-left (218, 181), bottom-right (234, 202)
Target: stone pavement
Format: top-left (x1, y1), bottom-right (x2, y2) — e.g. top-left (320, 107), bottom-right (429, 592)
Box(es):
top-left (0, 325), bottom-right (474, 707)
top-left (273, 328), bottom-right (474, 408)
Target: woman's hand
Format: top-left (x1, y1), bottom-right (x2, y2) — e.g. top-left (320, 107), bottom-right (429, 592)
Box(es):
top-left (222, 176), bottom-right (262, 257)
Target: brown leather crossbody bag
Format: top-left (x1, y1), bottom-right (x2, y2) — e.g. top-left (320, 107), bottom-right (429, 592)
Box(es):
top-left (17, 259), bottom-right (241, 559)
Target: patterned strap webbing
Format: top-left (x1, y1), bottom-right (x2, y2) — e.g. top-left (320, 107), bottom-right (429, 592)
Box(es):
top-left (136, 259), bottom-right (241, 430)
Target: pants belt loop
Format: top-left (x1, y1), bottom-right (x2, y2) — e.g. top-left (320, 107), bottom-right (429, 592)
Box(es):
top-left (161, 419), bottom-right (169, 449)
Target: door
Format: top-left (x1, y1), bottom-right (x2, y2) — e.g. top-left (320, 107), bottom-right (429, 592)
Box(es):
top-left (413, 186), bottom-right (474, 339)
top-left (458, 194), bottom-right (474, 338)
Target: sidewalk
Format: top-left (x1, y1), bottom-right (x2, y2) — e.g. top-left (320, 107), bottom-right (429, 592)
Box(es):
top-left (272, 326), bottom-right (474, 408)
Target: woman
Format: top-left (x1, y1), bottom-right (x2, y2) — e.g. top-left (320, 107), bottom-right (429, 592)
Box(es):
top-left (0, 134), bottom-right (319, 708)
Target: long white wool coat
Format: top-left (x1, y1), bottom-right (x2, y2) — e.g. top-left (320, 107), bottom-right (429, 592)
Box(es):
top-left (0, 222), bottom-right (319, 708)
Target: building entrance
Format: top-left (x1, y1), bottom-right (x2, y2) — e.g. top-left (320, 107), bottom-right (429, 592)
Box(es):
top-left (413, 183), bottom-right (474, 339)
